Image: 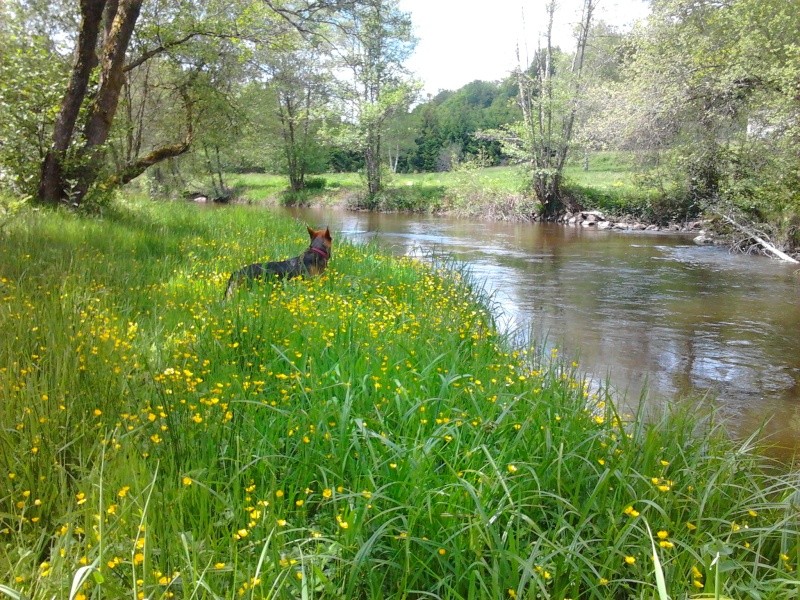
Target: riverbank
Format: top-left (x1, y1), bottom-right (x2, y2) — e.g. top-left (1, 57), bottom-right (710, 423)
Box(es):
top-left (1, 200), bottom-right (798, 599)
top-left (226, 159), bottom-right (799, 259)
top-left (229, 159), bottom-right (663, 226)
top-left (226, 165), bottom-right (717, 241)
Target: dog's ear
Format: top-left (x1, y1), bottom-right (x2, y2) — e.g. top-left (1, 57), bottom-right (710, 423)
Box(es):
top-left (324, 227), bottom-right (332, 241)
top-left (307, 225), bottom-right (316, 239)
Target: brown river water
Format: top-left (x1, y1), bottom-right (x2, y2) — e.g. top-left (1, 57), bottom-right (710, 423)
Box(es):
top-left (286, 207), bottom-right (800, 458)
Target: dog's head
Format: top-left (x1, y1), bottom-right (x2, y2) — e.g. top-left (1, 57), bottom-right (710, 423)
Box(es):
top-left (307, 226), bottom-right (332, 258)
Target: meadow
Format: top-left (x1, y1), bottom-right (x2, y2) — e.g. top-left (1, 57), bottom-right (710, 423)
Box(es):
top-left (0, 199), bottom-right (798, 599)
top-left (228, 152), bottom-right (658, 220)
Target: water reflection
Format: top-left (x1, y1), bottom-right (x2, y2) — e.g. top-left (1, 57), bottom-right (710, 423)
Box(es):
top-left (287, 207), bottom-right (800, 456)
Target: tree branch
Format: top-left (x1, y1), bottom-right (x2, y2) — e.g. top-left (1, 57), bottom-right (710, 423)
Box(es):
top-left (713, 209), bottom-right (799, 263)
top-left (124, 32), bottom-right (200, 72)
top-left (124, 31), bottom-right (257, 72)
top-left (103, 85), bottom-right (194, 187)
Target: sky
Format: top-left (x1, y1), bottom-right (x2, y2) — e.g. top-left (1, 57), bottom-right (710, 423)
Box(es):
top-left (398, 0), bottom-right (652, 97)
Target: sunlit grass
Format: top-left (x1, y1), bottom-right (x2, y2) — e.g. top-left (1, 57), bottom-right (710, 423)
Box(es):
top-left (230, 152), bottom-right (656, 217)
top-left (0, 199), bottom-right (797, 599)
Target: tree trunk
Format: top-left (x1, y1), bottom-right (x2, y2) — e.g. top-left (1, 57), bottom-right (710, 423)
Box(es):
top-left (278, 92), bottom-right (306, 193)
top-left (536, 172), bottom-right (563, 219)
top-left (38, 0), bottom-right (106, 204)
top-left (365, 145), bottom-right (381, 195)
top-left (73, 0), bottom-right (144, 203)
top-left (365, 126), bottom-right (382, 196)
top-left (38, 0), bottom-right (145, 205)
top-left (715, 210), bottom-right (799, 263)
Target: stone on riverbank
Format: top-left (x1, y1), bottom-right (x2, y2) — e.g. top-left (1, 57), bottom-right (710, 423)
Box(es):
top-left (562, 210), bottom-right (710, 234)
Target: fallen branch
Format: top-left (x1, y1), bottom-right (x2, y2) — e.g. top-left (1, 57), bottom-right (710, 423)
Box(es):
top-left (713, 210), bottom-right (798, 263)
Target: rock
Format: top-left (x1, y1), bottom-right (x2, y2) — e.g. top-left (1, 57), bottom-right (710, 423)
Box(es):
top-left (580, 210), bottom-right (606, 223)
top-left (693, 232), bottom-right (714, 245)
top-left (596, 221), bottom-right (612, 230)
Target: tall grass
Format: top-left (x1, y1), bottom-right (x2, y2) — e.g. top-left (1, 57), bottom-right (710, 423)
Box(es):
top-left (0, 199), bottom-right (797, 599)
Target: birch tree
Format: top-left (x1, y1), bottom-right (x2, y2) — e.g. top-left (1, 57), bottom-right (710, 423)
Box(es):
top-left (485, 0), bottom-right (597, 218)
top-left (337, 0), bottom-right (416, 197)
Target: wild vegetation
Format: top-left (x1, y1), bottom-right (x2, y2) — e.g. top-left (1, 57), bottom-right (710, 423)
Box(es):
top-left (1, 200), bottom-right (798, 599)
top-left (227, 153), bottom-right (658, 222)
top-left (1, 0), bottom-right (799, 594)
top-left (1, 0), bottom-right (798, 253)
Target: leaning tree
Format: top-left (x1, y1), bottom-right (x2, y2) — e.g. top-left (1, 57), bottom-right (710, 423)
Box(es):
top-left (34, 0), bottom-right (367, 206)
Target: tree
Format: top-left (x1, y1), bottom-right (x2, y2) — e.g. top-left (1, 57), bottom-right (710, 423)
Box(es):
top-left (32, 0), bottom-right (365, 206)
top-left (0, 17), bottom-right (68, 196)
top-left (261, 38), bottom-right (333, 191)
top-left (336, 0), bottom-right (416, 196)
top-left (483, 0), bottom-right (597, 218)
top-left (523, 0), bottom-right (596, 217)
top-left (38, 0), bottom-right (145, 205)
top-left (382, 109), bottom-right (418, 173)
top-left (409, 101), bottom-right (445, 172)
top-left (604, 0), bottom-right (800, 240)
top-left (570, 21), bottom-right (630, 163)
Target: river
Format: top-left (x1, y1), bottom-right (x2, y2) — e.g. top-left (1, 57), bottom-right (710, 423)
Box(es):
top-left (286, 207), bottom-right (800, 458)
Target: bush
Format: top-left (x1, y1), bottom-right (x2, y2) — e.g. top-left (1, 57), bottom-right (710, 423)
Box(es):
top-left (304, 176), bottom-right (327, 190)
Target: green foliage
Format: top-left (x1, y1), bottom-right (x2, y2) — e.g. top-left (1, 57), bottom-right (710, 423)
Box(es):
top-left (0, 199), bottom-right (798, 599)
top-left (0, 193), bottom-right (28, 234)
top-left (347, 184), bottom-right (447, 212)
top-left (562, 153), bottom-right (690, 222)
top-left (227, 173), bottom-right (289, 202)
top-left (604, 0), bottom-right (800, 246)
top-left (304, 177), bottom-right (327, 190)
top-left (234, 157), bottom-right (650, 220)
top-left (0, 27), bottom-right (67, 196)
top-left (405, 79), bottom-right (521, 172)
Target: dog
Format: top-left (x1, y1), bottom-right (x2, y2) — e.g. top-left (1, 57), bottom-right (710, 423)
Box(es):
top-left (224, 226), bottom-right (332, 299)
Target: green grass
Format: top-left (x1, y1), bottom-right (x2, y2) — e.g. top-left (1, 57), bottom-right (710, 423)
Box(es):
top-left (391, 166), bottom-right (522, 193)
top-left (0, 199), bottom-right (798, 599)
top-left (228, 173), bottom-right (289, 200)
top-left (229, 153), bottom-right (660, 219)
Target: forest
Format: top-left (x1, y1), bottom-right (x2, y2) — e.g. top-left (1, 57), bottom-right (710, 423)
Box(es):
top-left (1, 0), bottom-right (799, 252)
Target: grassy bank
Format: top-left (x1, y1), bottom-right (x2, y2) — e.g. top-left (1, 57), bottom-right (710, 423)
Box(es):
top-left (0, 200), bottom-right (798, 599)
top-left (229, 153), bottom-right (657, 220)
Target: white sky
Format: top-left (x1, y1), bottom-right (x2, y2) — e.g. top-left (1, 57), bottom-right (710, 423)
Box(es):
top-left (398, 0), bottom-right (652, 96)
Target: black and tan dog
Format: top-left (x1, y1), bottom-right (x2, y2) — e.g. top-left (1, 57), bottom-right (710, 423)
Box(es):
top-left (224, 226), bottom-right (332, 299)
